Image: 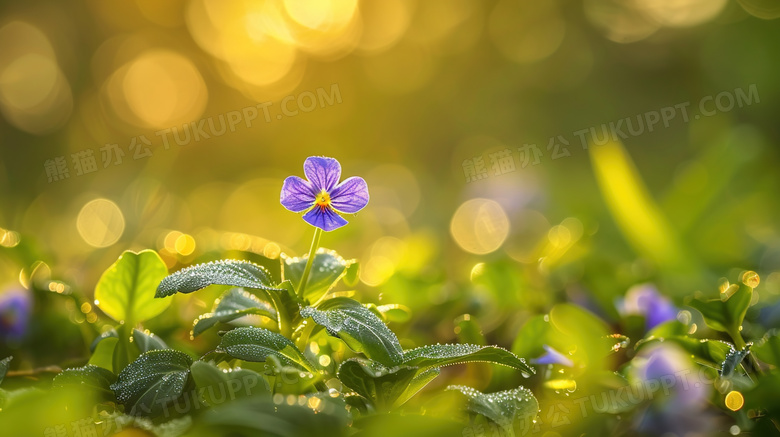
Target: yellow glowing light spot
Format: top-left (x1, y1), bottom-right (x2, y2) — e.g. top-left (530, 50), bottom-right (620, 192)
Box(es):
top-left (543, 379), bottom-right (577, 391)
top-left (0, 54), bottom-right (58, 109)
top-left (284, 0), bottom-right (332, 30)
top-left (80, 302), bottom-right (92, 313)
top-left (636, 0), bottom-right (728, 28)
top-left (360, 255), bottom-right (395, 287)
top-left (263, 242), bottom-right (281, 259)
top-left (0, 21), bottom-right (73, 134)
top-left (470, 263), bottom-right (486, 281)
top-left (163, 231), bottom-right (182, 252)
top-left (725, 391), bottom-right (744, 411)
top-left (721, 284), bottom-right (739, 302)
top-left (450, 198), bottom-right (510, 255)
top-left (718, 278), bottom-right (731, 294)
top-left (307, 396), bottom-right (321, 410)
top-left (309, 342), bottom-right (320, 355)
top-left (111, 50), bottom-right (207, 129)
top-left (741, 271), bottom-right (760, 289)
top-left (76, 199), bottom-right (125, 248)
top-left (0, 229), bottom-right (20, 247)
top-left (318, 355), bottom-right (332, 366)
top-left (584, 0), bottom-right (659, 44)
top-left (286, 394), bottom-right (296, 405)
top-left (174, 234), bottom-right (196, 256)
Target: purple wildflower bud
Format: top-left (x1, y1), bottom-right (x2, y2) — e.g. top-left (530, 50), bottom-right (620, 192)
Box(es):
top-left (0, 287), bottom-right (32, 341)
top-left (532, 344), bottom-right (574, 367)
top-left (280, 157), bottom-right (369, 232)
top-left (617, 283), bottom-right (677, 330)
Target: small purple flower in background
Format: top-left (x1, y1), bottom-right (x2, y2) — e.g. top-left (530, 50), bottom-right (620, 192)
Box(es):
top-left (532, 344), bottom-right (574, 367)
top-left (0, 287), bottom-right (32, 341)
top-left (281, 156), bottom-right (369, 232)
top-left (631, 343), bottom-right (713, 435)
top-left (617, 283), bottom-right (677, 330)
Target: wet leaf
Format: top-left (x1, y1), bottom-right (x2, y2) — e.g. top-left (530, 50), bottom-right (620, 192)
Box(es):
top-left (189, 361), bottom-right (268, 404)
top-left (132, 329), bottom-right (168, 353)
top-left (193, 288), bottom-right (277, 337)
top-left (216, 327), bottom-right (315, 373)
top-left (447, 385), bottom-right (538, 432)
top-left (337, 358), bottom-right (419, 411)
top-left (156, 260), bottom-right (282, 298)
top-left (110, 349), bottom-right (193, 417)
top-left (402, 344), bottom-right (534, 374)
top-left (301, 297), bottom-right (403, 366)
top-left (720, 345), bottom-right (751, 378)
top-left (282, 249), bottom-right (353, 303)
top-left (0, 356), bottom-right (11, 385)
top-left (52, 365), bottom-right (116, 401)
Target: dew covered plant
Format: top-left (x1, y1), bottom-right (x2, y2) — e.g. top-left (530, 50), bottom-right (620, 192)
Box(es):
top-left (0, 157), bottom-right (778, 437)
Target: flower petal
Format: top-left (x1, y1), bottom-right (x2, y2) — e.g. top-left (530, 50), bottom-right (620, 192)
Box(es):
top-left (303, 207), bottom-right (348, 232)
top-left (532, 345), bottom-right (574, 368)
top-left (304, 156), bottom-right (341, 192)
top-left (280, 176), bottom-right (316, 212)
top-left (330, 176), bottom-right (369, 213)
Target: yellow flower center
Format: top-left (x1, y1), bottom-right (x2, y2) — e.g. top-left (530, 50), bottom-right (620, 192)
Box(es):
top-left (315, 191), bottom-right (331, 210)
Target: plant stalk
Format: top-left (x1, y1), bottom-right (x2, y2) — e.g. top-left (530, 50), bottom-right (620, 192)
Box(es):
top-left (297, 227), bottom-right (322, 300)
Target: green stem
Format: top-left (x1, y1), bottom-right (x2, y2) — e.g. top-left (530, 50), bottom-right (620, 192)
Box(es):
top-left (297, 227), bottom-right (322, 300)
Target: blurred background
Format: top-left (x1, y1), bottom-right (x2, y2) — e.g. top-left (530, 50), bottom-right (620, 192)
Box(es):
top-left (0, 0), bottom-right (779, 433)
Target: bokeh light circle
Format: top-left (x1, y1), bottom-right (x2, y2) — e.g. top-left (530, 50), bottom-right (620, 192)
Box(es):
top-left (450, 198), bottom-right (510, 255)
top-left (76, 199), bottom-right (125, 248)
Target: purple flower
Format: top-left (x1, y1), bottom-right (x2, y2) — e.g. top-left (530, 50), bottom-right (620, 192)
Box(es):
top-left (280, 157), bottom-right (369, 232)
top-left (631, 343), bottom-right (713, 435)
top-left (532, 344), bottom-right (574, 367)
top-left (0, 287), bottom-right (32, 341)
top-left (617, 284), bottom-right (677, 331)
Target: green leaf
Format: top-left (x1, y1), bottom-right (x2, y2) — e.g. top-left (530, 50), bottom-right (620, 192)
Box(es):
top-left (511, 315), bottom-right (551, 361)
top-left (394, 367), bottom-right (440, 408)
top-left (95, 250), bottom-right (170, 325)
top-left (0, 356), bottom-right (12, 385)
top-left (90, 329), bottom-right (118, 353)
top-left (156, 260), bottom-right (282, 298)
top-left (720, 345), bottom-right (751, 378)
top-left (216, 327), bottom-right (315, 373)
top-left (343, 261), bottom-right (360, 287)
top-left (282, 249), bottom-right (353, 302)
top-left (337, 358), bottom-right (419, 411)
top-left (190, 361), bottom-right (268, 404)
top-left (447, 385), bottom-right (539, 432)
top-left (300, 298), bottom-right (403, 366)
top-left (549, 303), bottom-right (611, 366)
top-left (402, 344), bottom-right (534, 374)
top-left (132, 329), bottom-right (168, 353)
top-left (110, 349), bottom-right (193, 417)
top-left (89, 337), bottom-right (118, 372)
top-left (193, 288), bottom-right (277, 337)
top-left (52, 365), bottom-right (116, 400)
top-left (753, 330), bottom-right (780, 366)
top-left (688, 283), bottom-right (753, 335)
